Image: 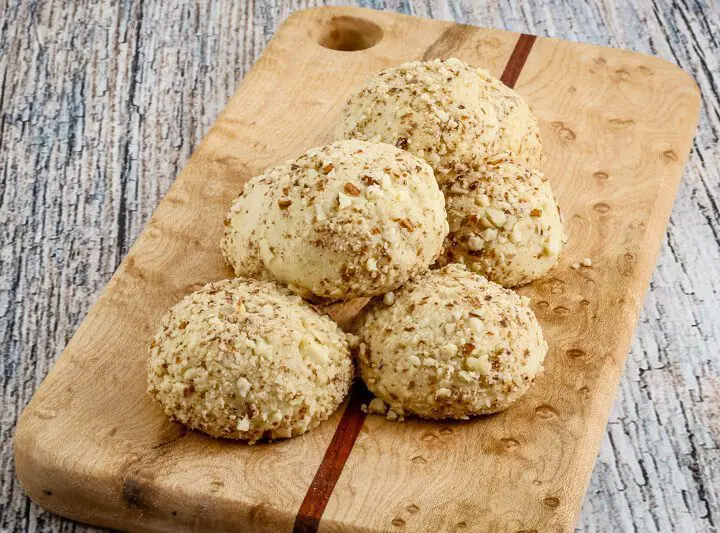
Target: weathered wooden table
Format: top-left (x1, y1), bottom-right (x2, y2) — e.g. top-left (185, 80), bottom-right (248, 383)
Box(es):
top-left (1, 1), bottom-right (717, 532)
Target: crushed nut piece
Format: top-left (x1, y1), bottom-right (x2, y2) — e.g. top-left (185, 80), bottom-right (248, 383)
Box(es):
top-left (368, 397), bottom-right (388, 414)
top-left (468, 235), bottom-right (484, 251)
top-left (440, 343), bottom-right (458, 357)
top-left (481, 228), bottom-right (498, 241)
top-left (365, 185), bottom-right (384, 200)
top-left (396, 218), bottom-right (415, 232)
top-left (344, 182), bottom-right (361, 196)
top-left (338, 192), bottom-right (353, 209)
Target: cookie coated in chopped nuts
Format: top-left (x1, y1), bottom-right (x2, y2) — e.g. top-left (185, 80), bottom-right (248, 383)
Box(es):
top-left (335, 58), bottom-right (544, 185)
top-left (147, 278), bottom-right (353, 443)
top-left (221, 140), bottom-right (448, 301)
top-left (354, 264), bottom-right (547, 419)
top-left (438, 157), bottom-right (566, 287)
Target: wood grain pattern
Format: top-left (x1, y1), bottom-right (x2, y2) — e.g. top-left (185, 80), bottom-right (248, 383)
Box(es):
top-left (11, 5), bottom-right (701, 532)
top-left (1, 2), bottom-right (718, 533)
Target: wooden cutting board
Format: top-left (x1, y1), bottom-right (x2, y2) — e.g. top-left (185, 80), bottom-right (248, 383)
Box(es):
top-left (14, 6), bottom-right (700, 533)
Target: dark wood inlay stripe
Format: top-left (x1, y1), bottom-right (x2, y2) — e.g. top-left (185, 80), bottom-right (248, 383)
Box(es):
top-left (293, 384), bottom-right (372, 533)
top-left (500, 33), bottom-right (536, 88)
top-left (292, 32), bottom-right (537, 533)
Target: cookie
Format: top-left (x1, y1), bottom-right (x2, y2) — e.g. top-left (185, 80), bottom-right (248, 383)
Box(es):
top-left (221, 140), bottom-right (448, 301)
top-left (355, 265), bottom-right (547, 419)
top-left (439, 156), bottom-right (565, 287)
top-left (147, 278), bottom-right (353, 443)
top-left (335, 58), bottom-right (543, 185)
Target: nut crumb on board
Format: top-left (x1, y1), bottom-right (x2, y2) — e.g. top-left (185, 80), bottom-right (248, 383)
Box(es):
top-left (363, 397), bottom-right (406, 422)
top-left (368, 397), bottom-right (388, 414)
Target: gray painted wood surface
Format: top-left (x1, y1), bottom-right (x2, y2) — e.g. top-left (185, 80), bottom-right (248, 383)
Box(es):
top-left (0, 1), bottom-right (718, 531)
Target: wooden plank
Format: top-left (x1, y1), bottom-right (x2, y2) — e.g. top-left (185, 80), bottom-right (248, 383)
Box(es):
top-left (1, 4), bottom-right (708, 532)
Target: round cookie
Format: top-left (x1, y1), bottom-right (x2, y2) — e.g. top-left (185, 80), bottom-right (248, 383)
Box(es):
top-left (147, 278), bottom-right (353, 443)
top-left (335, 58), bottom-right (543, 185)
top-left (355, 264), bottom-right (547, 419)
top-left (221, 139), bottom-right (448, 301)
top-left (438, 157), bottom-right (565, 287)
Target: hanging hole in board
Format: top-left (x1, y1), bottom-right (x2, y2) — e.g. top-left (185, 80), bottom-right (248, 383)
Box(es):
top-left (316, 16), bottom-right (383, 51)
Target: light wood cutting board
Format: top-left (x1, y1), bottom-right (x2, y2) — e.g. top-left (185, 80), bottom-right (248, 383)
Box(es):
top-left (14, 6), bottom-right (700, 533)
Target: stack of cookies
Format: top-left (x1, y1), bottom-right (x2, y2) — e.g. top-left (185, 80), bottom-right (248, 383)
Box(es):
top-left (147, 58), bottom-right (565, 443)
